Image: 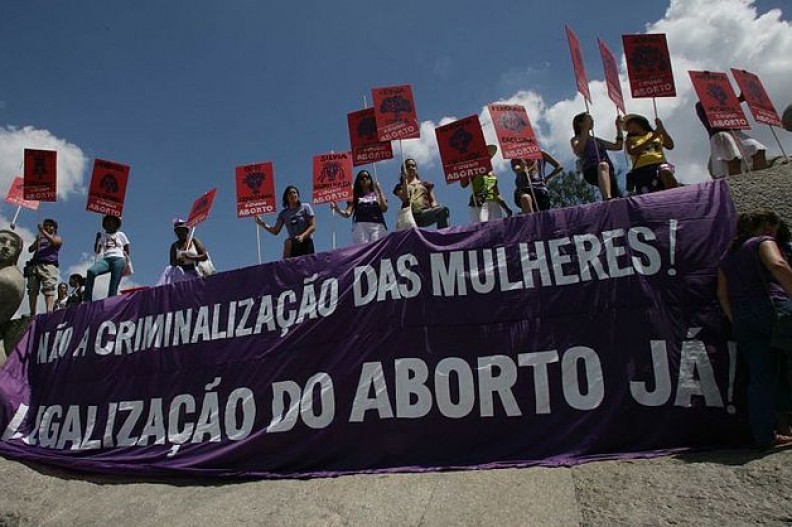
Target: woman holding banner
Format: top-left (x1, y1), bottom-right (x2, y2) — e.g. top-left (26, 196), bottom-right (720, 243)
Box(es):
top-left (255, 186), bottom-right (316, 258)
top-left (84, 215), bottom-right (131, 301)
top-left (156, 219), bottom-right (209, 285)
top-left (330, 170), bottom-right (388, 244)
top-left (402, 159), bottom-right (450, 229)
top-left (570, 113), bottom-right (623, 201)
top-left (623, 114), bottom-right (679, 194)
top-left (512, 152), bottom-right (563, 214)
top-left (695, 99), bottom-right (767, 178)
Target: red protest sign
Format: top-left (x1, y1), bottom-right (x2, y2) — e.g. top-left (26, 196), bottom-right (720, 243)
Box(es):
top-left (23, 149), bottom-right (57, 202)
top-left (312, 152), bottom-right (353, 205)
top-left (347, 108), bottom-right (394, 166)
top-left (565, 25), bottom-right (591, 103)
top-left (689, 70), bottom-right (749, 130)
top-left (371, 85), bottom-right (420, 141)
top-left (235, 162), bottom-right (277, 218)
top-left (598, 39), bottom-right (626, 114)
top-left (487, 104), bottom-right (542, 161)
top-left (730, 69), bottom-right (782, 127)
top-left (186, 188), bottom-right (218, 228)
top-left (86, 158), bottom-right (130, 218)
top-left (435, 115), bottom-right (493, 184)
top-left (622, 34), bottom-right (676, 98)
top-left (4, 177), bottom-right (40, 211)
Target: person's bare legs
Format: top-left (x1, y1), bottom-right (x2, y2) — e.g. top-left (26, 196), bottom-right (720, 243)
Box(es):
top-left (520, 194), bottom-right (534, 214)
top-left (597, 161), bottom-right (613, 200)
top-left (753, 150), bottom-right (768, 170)
top-left (659, 168), bottom-right (679, 189)
top-left (28, 293), bottom-right (37, 316)
top-left (44, 293), bottom-right (54, 313)
top-left (282, 239), bottom-right (292, 259)
top-left (727, 158), bottom-right (743, 175)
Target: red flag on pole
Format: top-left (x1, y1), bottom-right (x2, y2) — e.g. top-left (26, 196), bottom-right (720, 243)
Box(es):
top-left (622, 34), bottom-right (676, 98)
top-left (371, 85), bottom-right (420, 141)
top-left (565, 25), bottom-right (591, 103)
top-left (186, 188), bottom-right (218, 228)
top-left (730, 69), bottom-right (782, 127)
top-left (235, 162), bottom-right (277, 218)
top-left (312, 152), bottom-right (353, 205)
top-left (347, 108), bottom-right (394, 166)
top-left (487, 104), bottom-right (542, 161)
top-left (23, 149), bottom-right (57, 202)
top-left (86, 159), bottom-right (130, 218)
top-left (435, 115), bottom-right (493, 184)
top-left (598, 39), bottom-right (626, 114)
top-left (4, 177), bottom-right (39, 210)
top-left (689, 70), bottom-right (750, 130)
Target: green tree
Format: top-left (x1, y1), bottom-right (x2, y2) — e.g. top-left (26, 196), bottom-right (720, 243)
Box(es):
top-left (547, 170), bottom-right (596, 208)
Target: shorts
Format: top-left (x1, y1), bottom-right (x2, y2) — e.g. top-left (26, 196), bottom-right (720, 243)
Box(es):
top-left (513, 188), bottom-right (551, 211)
top-left (27, 263), bottom-right (59, 296)
top-left (352, 222), bottom-right (387, 244)
top-left (582, 164), bottom-right (622, 198)
top-left (289, 237), bottom-right (315, 258)
top-left (627, 163), bottom-right (674, 195)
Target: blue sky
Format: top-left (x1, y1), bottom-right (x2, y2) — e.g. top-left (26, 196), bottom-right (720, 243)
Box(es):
top-left (1, 0), bottom-right (790, 308)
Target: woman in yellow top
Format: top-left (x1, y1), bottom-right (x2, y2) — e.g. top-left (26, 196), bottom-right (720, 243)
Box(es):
top-left (623, 114), bottom-right (679, 195)
top-left (459, 145), bottom-right (513, 224)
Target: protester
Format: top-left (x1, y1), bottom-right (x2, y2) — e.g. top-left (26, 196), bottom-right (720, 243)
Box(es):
top-left (570, 113), bottom-right (623, 200)
top-left (67, 273), bottom-right (84, 307)
top-left (26, 218), bottom-right (62, 315)
top-left (512, 151), bottom-right (563, 214)
top-left (695, 99), bottom-right (767, 178)
top-left (402, 159), bottom-right (450, 229)
top-left (156, 219), bottom-right (210, 285)
top-left (255, 185), bottom-right (316, 258)
top-left (459, 145), bottom-right (512, 223)
top-left (717, 209), bottom-right (792, 448)
top-left (53, 283), bottom-right (68, 310)
top-left (392, 180), bottom-right (417, 231)
top-left (623, 114), bottom-right (679, 194)
top-left (330, 170), bottom-right (388, 244)
top-left (84, 215), bottom-right (131, 301)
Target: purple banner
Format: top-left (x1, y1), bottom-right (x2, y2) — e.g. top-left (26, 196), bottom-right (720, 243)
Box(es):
top-left (0, 181), bottom-right (747, 478)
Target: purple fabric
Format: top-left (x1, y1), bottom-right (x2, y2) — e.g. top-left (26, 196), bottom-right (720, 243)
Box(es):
top-left (32, 236), bottom-right (59, 265)
top-left (581, 137), bottom-right (613, 171)
top-left (0, 181), bottom-right (749, 480)
top-left (351, 192), bottom-right (386, 225)
top-left (720, 236), bottom-right (787, 301)
top-left (278, 203), bottom-right (314, 238)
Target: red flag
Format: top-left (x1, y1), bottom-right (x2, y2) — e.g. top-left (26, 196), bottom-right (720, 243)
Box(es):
top-left (347, 108), bottom-right (394, 166)
top-left (312, 152), bottom-right (353, 205)
top-left (435, 115), bottom-right (493, 184)
top-left (622, 34), bottom-right (676, 98)
top-left (186, 188), bottom-right (218, 228)
top-left (598, 39), bottom-right (626, 114)
top-left (4, 177), bottom-right (39, 210)
top-left (487, 104), bottom-right (542, 161)
top-left (235, 162), bottom-right (277, 218)
top-left (86, 158), bottom-right (130, 218)
top-left (689, 70), bottom-right (750, 130)
top-left (730, 69), bottom-right (782, 127)
top-left (371, 85), bottom-right (420, 141)
top-left (565, 25), bottom-right (591, 103)
top-left (23, 149), bottom-right (57, 202)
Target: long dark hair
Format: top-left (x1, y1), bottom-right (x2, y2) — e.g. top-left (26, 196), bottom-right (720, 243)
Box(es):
top-left (572, 112), bottom-right (590, 136)
top-left (728, 209), bottom-right (781, 251)
top-left (350, 170), bottom-right (374, 212)
top-left (281, 185), bottom-right (300, 208)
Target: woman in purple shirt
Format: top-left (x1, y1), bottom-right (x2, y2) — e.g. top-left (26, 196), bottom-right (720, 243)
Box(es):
top-left (26, 218), bottom-right (62, 314)
top-left (570, 113), bottom-right (623, 201)
top-left (718, 209), bottom-right (792, 448)
top-left (255, 186), bottom-right (316, 259)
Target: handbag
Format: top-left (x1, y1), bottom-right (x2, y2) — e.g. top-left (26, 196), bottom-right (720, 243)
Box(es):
top-left (196, 254), bottom-right (216, 277)
top-left (122, 255), bottom-right (135, 277)
top-left (22, 259), bottom-right (35, 278)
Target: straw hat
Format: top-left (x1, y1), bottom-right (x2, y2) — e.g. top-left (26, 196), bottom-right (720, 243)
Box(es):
top-left (622, 114), bottom-right (652, 132)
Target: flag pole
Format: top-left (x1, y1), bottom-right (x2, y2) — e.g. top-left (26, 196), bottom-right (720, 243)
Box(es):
top-left (9, 206), bottom-right (21, 230)
top-left (769, 125), bottom-right (790, 162)
top-left (255, 220), bottom-right (262, 264)
top-left (364, 94), bottom-right (381, 185)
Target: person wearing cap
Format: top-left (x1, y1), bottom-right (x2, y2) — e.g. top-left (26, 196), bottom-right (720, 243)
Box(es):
top-left (330, 169), bottom-right (388, 244)
top-left (401, 158), bottom-right (450, 229)
top-left (512, 151), bottom-right (563, 214)
top-left (84, 214), bottom-right (131, 301)
top-left (460, 145), bottom-right (513, 223)
top-left (570, 113), bottom-right (623, 201)
top-left (695, 98), bottom-right (767, 178)
top-left (26, 218), bottom-right (62, 314)
top-left (623, 114), bottom-right (679, 194)
top-left (255, 185), bottom-right (316, 258)
top-left (156, 219), bottom-right (209, 285)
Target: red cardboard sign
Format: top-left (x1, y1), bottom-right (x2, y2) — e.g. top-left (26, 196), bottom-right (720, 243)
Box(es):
top-left (371, 85), bottom-right (420, 141)
top-left (23, 149), bottom-right (57, 202)
top-left (622, 34), bottom-right (676, 98)
top-left (435, 115), bottom-right (493, 184)
top-left (86, 158), bottom-right (130, 218)
top-left (565, 25), bottom-right (591, 103)
top-left (347, 108), bottom-right (395, 166)
top-left (487, 104), bottom-right (542, 161)
top-left (4, 177), bottom-right (40, 210)
top-left (689, 70), bottom-right (750, 130)
top-left (730, 68), bottom-right (782, 127)
top-left (235, 162), bottom-right (277, 218)
top-left (598, 39), bottom-right (626, 114)
top-left (186, 188), bottom-right (218, 228)
top-left (312, 152), bottom-right (353, 205)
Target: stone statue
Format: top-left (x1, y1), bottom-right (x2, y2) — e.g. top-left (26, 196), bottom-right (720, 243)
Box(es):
top-left (783, 104), bottom-right (792, 133)
top-left (0, 229), bottom-right (25, 356)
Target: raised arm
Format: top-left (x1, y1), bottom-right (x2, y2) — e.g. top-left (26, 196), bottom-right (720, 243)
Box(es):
top-left (255, 215), bottom-right (284, 236)
top-left (759, 240), bottom-right (792, 297)
top-left (542, 151), bottom-right (563, 181)
top-left (330, 202), bottom-right (354, 219)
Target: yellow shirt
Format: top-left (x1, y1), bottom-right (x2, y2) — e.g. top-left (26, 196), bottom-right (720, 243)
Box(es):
top-left (628, 132), bottom-right (666, 169)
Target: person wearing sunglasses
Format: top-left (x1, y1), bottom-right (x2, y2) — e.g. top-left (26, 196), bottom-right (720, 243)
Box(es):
top-left (330, 170), bottom-right (388, 244)
top-left (401, 159), bottom-right (450, 229)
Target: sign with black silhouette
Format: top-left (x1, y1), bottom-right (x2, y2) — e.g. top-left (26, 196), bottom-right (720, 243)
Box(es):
top-left (4, 177), bottom-right (40, 210)
top-left (487, 104), bottom-right (542, 161)
top-left (623, 34), bottom-right (676, 98)
top-left (312, 152), bottom-right (353, 205)
top-left (565, 25), bottom-right (591, 103)
top-left (186, 188), bottom-right (218, 228)
top-left (689, 70), bottom-right (749, 130)
top-left (347, 108), bottom-right (394, 166)
top-left (235, 162), bottom-right (276, 218)
top-left (435, 115), bottom-right (492, 184)
top-left (86, 159), bottom-right (130, 218)
top-left (730, 69), bottom-right (782, 128)
top-left (23, 149), bottom-right (57, 202)
top-left (598, 39), bottom-right (626, 114)
top-left (371, 85), bottom-right (420, 141)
